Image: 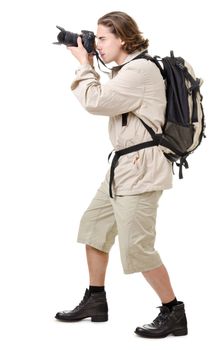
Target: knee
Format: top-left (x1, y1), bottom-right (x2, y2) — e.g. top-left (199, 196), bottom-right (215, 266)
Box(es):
top-left (86, 244), bottom-right (108, 255)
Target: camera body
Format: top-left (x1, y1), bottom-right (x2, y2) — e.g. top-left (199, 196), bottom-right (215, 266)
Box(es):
top-left (53, 26), bottom-right (95, 54)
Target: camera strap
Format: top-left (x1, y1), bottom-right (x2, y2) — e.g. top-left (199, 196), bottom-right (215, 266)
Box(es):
top-left (94, 50), bottom-right (136, 73)
top-left (95, 49), bottom-right (153, 74)
top-left (94, 51), bottom-right (112, 74)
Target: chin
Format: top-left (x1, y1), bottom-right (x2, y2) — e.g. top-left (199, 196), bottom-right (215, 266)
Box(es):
top-left (102, 57), bottom-right (109, 63)
top-left (104, 58), bottom-right (114, 64)
top-left (100, 55), bottom-right (111, 64)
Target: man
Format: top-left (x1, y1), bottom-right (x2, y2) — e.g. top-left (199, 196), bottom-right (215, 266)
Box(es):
top-left (55, 11), bottom-right (188, 338)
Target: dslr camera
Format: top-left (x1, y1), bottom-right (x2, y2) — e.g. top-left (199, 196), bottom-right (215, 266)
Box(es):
top-left (53, 26), bottom-right (96, 54)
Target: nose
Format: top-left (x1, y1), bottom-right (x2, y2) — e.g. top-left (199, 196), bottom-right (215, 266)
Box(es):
top-left (95, 39), bottom-right (102, 51)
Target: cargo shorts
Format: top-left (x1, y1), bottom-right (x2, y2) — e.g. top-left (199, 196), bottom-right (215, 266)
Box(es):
top-left (77, 181), bottom-right (163, 274)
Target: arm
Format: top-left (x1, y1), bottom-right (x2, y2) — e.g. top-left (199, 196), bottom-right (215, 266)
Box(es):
top-left (68, 38), bottom-right (146, 117)
top-left (71, 62), bottom-right (145, 117)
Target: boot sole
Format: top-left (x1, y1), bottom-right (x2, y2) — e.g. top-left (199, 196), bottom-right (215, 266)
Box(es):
top-left (91, 314), bottom-right (108, 322)
top-left (134, 327), bottom-right (188, 338)
top-left (55, 314), bottom-right (108, 322)
top-left (173, 328), bottom-right (188, 336)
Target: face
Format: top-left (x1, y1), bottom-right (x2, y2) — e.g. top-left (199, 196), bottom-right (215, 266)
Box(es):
top-left (96, 24), bottom-right (128, 65)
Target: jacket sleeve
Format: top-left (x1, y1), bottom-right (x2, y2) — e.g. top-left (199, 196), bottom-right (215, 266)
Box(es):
top-left (70, 63), bottom-right (145, 117)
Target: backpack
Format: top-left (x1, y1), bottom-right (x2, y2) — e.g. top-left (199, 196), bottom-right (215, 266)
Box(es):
top-left (107, 50), bottom-right (206, 197)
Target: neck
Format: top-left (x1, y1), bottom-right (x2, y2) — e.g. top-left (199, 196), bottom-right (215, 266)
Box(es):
top-left (115, 51), bottom-right (129, 65)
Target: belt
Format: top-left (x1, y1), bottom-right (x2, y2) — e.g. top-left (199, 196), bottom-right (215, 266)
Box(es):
top-left (108, 139), bottom-right (159, 198)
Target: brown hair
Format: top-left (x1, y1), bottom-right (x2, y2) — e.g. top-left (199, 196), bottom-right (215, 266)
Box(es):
top-left (97, 11), bottom-right (149, 54)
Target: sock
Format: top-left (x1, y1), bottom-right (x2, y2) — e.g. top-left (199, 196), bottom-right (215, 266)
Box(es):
top-left (89, 285), bottom-right (105, 294)
top-left (162, 297), bottom-right (178, 311)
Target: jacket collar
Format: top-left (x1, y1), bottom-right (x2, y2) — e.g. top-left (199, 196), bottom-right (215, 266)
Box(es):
top-left (111, 49), bottom-right (148, 72)
top-left (122, 49), bottom-right (148, 64)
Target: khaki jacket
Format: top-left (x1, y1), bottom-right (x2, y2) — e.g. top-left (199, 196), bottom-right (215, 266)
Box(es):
top-left (71, 49), bottom-right (172, 195)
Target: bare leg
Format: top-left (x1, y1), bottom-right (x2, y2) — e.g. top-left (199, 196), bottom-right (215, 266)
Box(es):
top-left (142, 264), bottom-right (176, 303)
top-left (55, 244), bottom-right (109, 321)
top-left (86, 245), bottom-right (109, 286)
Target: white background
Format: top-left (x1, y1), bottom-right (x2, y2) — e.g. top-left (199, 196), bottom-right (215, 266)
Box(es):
top-left (0, 0), bottom-right (220, 349)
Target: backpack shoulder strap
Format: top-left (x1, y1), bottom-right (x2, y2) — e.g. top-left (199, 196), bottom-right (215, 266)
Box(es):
top-left (120, 50), bottom-right (165, 127)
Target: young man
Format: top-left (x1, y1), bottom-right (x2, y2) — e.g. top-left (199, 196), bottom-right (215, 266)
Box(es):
top-left (55, 11), bottom-right (188, 338)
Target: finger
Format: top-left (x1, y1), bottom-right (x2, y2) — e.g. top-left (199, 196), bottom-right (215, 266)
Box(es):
top-left (77, 36), bottom-right (83, 47)
top-left (67, 46), bottom-right (75, 51)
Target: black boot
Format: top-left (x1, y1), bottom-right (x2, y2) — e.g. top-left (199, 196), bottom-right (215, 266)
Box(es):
top-left (135, 302), bottom-right (188, 338)
top-left (55, 289), bottom-right (108, 322)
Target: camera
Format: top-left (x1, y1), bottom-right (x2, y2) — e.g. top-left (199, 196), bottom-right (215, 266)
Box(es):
top-left (53, 26), bottom-right (96, 54)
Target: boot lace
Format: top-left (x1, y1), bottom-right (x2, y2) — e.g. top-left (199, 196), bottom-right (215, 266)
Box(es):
top-left (152, 306), bottom-right (170, 327)
top-left (73, 291), bottom-right (90, 311)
